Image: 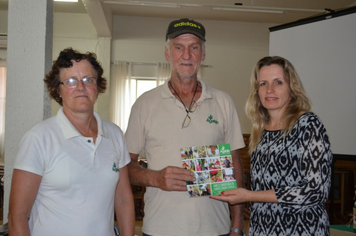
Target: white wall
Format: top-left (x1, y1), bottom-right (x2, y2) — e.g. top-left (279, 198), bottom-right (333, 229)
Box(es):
top-left (51, 12), bottom-right (109, 119)
top-left (0, 11), bottom-right (274, 221)
top-left (0, 11), bottom-right (99, 79)
top-left (0, 12), bottom-right (276, 134)
top-left (113, 16), bottom-right (275, 133)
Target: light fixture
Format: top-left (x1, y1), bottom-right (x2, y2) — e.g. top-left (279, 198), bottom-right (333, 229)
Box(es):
top-left (54, 0), bottom-right (78, 2)
top-left (102, 1), bottom-right (181, 8)
top-left (102, 1), bottom-right (326, 14)
top-left (212, 7), bottom-right (285, 14)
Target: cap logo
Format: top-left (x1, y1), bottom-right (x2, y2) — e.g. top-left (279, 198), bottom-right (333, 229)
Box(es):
top-left (174, 22), bottom-right (201, 29)
top-left (166, 18), bottom-right (206, 41)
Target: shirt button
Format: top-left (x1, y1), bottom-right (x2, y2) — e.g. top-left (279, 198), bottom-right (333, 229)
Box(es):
top-left (88, 140), bottom-right (91, 143)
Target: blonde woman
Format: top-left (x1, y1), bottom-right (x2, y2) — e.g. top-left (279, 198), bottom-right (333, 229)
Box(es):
top-left (211, 56), bottom-right (332, 236)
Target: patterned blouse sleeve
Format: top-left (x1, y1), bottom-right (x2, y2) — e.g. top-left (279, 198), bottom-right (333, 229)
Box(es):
top-left (275, 114), bottom-right (333, 206)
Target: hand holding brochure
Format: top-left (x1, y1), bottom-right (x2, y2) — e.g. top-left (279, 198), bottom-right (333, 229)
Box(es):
top-left (181, 143), bottom-right (237, 197)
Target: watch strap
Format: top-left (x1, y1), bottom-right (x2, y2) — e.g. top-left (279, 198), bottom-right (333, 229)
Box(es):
top-left (230, 227), bottom-right (244, 236)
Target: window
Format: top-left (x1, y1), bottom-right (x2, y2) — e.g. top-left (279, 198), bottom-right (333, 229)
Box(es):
top-left (131, 77), bottom-right (158, 99)
top-left (109, 61), bottom-right (170, 132)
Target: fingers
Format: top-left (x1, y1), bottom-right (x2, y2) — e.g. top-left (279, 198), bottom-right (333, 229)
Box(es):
top-left (166, 166), bottom-right (195, 181)
top-left (157, 166), bottom-right (196, 191)
top-left (220, 189), bottom-right (238, 195)
top-left (209, 188), bottom-right (245, 204)
top-left (166, 179), bottom-right (190, 191)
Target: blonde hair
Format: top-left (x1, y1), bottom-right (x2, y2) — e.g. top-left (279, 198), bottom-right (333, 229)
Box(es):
top-left (245, 56), bottom-right (312, 153)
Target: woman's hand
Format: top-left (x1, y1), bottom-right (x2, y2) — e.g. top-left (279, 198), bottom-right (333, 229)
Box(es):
top-left (210, 188), bottom-right (278, 204)
top-left (209, 188), bottom-right (250, 205)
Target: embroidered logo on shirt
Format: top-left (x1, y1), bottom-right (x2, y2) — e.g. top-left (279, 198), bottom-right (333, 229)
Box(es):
top-left (206, 115), bottom-right (219, 124)
top-left (112, 163), bottom-right (119, 172)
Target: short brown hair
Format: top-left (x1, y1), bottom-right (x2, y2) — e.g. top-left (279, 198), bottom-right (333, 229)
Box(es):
top-left (44, 48), bottom-right (107, 106)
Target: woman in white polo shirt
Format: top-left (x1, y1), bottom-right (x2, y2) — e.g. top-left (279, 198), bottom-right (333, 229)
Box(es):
top-left (8, 48), bottom-right (134, 236)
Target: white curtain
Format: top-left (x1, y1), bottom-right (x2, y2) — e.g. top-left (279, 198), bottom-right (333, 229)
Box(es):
top-left (109, 61), bottom-right (132, 133)
top-left (157, 62), bottom-right (171, 85)
top-left (0, 61), bottom-right (6, 161)
top-left (109, 61), bottom-right (171, 132)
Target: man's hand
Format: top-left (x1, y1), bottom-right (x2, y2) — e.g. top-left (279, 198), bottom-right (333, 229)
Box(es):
top-left (128, 153), bottom-right (195, 191)
top-left (153, 166), bottom-right (195, 191)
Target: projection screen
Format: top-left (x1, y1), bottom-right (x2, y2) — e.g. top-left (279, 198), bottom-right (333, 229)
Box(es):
top-left (269, 7), bottom-right (356, 156)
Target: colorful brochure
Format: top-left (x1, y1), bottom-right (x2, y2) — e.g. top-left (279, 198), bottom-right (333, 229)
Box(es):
top-left (181, 143), bottom-right (237, 197)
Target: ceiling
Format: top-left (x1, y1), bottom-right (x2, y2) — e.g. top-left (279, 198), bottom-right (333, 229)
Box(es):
top-left (1, 0), bottom-right (356, 37)
top-left (99, 0), bottom-right (356, 22)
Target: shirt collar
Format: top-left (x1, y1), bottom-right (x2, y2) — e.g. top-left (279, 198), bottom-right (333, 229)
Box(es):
top-left (161, 78), bottom-right (213, 102)
top-left (57, 107), bottom-right (105, 140)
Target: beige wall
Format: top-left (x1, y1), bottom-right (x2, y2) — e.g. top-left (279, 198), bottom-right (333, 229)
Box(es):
top-left (0, 8), bottom-right (275, 222)
top-left (0, 12), bottom-right (276, 138)
top-left (113, 16), bottom-right (275, 133)
top-left (51, 12), bottom-right (101, 117)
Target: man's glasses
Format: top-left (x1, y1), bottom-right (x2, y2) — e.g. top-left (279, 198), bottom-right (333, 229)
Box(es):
top-left (60, 77), bottom-right (97, 88)
top-left (182, 101), bottom-right (198, 128)
top-left (168, 81), bottom-right (199, 129)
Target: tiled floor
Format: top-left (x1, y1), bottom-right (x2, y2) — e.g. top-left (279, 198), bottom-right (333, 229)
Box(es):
top-left (1, 214), bottom-right (245, 236)
top-left (135, 220), bottom-right (250, 235)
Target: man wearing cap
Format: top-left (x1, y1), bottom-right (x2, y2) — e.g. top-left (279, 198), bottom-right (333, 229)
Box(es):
top-left (125, 18), bottom-right (245, 236)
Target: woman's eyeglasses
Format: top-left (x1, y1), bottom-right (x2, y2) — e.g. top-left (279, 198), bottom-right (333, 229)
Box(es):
top-left (60, 77), bottom-right (97, 88)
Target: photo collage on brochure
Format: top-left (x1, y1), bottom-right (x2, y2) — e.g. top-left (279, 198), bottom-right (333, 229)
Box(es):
top-left (181, 143), bottom-right (237, 197)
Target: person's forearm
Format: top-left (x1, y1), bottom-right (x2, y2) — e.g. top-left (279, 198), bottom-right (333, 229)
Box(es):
top-left (230, 203), bottom-right (244, 234)
top-left (249, 189), bottom-right (278, 203)
top-left (8, 216), bottom-right (31, 236)
top-left (115, 166), bottom-right (135, 236)
top-left (230, 149), bottom-right (245, 234)
top-left (128, 153), bottom-right (195, 191)
top-left (128, 161), bottom-right (158, 187)
top-left (8, 170), bottom-right (41, 236)
top-left (116, 198), bottom-right (135, 236)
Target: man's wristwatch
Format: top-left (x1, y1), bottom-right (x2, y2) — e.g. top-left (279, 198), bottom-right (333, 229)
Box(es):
top-left (230, 227), bottom-right (245, 236)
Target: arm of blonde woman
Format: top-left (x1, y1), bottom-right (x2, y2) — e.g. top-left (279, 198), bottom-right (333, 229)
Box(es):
top-left (8, 169), bottom-right (42, 236)
top-left (114, 165), bottom-right (135, 236)
top-left (210, 188), bottom-right (278, 205)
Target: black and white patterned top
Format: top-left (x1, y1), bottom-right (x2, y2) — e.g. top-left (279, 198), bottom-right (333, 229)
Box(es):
top-left (249, 112), bottom-right (332, 236)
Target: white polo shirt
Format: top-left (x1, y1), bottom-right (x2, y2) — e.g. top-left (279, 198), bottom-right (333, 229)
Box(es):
top-left (14, 108), bottom-right (130, 236)
top-left (125, 79), bottom-right (245, 236)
